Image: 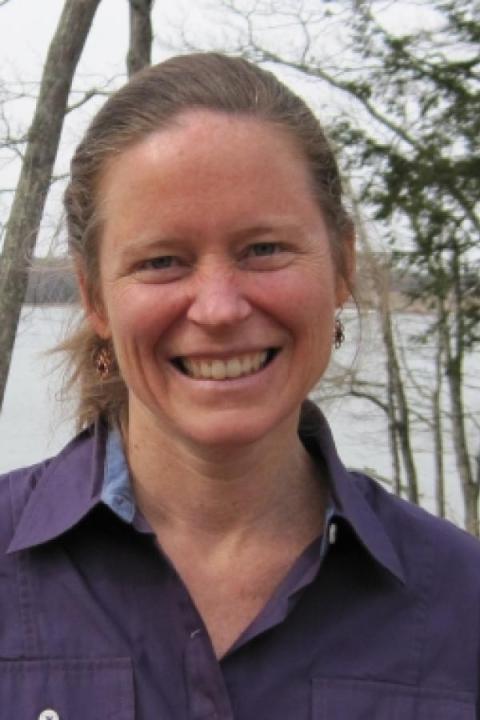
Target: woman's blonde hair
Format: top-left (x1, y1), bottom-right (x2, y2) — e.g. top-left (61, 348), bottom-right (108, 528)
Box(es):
top-left (62, 52), bottom-right (353, 429)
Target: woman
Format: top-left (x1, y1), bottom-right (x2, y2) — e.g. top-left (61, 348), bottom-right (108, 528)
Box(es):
top-left (1, 53), bottom-right (479, 719)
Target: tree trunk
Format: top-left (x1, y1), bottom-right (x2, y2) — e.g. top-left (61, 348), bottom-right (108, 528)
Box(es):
top-left (476, 446), bottom-right (480, 487)
top-left (347, 183), bottom-right (418, 502)
top-left (446, 247), bottom-right (478, 534)
top-left (446, 348), bottom-right (477, 533)
top-left (127, 0), bottom-right (154, 77)
top-left (387, 358), bottom-right (402, 496)
top-left (0, 0), bottom-right (102, 410)
top-left (433, 303), bottom-right (446, 518)
top-left (380, 290), bottom-right (419, 504)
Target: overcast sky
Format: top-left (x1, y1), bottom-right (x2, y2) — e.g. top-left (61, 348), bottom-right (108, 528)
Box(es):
top-left (1, 0), bottom-right (127, 84)
top-left (0, 0), bottom-right (237, 88)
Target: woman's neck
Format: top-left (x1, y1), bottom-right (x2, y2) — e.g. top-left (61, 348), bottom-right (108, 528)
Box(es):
top-left (124, 404), bottom-right (326, 545)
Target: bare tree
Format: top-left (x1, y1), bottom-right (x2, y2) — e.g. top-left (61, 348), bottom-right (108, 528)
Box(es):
top-left (127, 0), bottom-right (154, 77)
top-left (0, 0), bottom-right (102, 410)
top-left (348, 188), bottom-right (419, 503)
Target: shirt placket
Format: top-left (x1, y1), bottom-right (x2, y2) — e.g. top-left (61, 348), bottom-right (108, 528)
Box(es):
top-left (173, 573), bottom-right (235, 720)
top-left (178, 517), bottom-right (339, 720)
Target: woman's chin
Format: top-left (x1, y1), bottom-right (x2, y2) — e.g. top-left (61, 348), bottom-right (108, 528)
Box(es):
top-left (164, 404), bottom-right (301, 453)
top-left (177, 417), bottom-right (274, 450)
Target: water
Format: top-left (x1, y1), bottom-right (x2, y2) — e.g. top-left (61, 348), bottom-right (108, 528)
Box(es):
top-left (0, 305), bottom-right (478, 528)
top-left (0, 305), bottom-right (75, 470)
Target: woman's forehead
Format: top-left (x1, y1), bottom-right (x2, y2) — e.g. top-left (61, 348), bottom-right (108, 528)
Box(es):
top-left (101, 108), bottom-right (305, 180)
top-left (88, 110), bottom-right (343, 276)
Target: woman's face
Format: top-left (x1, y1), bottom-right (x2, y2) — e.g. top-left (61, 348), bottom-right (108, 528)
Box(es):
top-left (82, 110), bottom-right (353, 448)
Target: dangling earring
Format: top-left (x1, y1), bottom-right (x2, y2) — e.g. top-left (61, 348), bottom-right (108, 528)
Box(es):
top-left (334, 317), bottom-right (345, 349)
top-left (93, 344), bottom-right (115, 380)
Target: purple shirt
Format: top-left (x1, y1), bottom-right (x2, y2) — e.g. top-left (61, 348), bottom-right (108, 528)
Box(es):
top-left (1, 401), bottom-right (479, 719)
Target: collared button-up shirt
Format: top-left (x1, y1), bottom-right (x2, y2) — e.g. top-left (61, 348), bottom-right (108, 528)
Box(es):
top-left (1, 401), bottom-right (479, 719)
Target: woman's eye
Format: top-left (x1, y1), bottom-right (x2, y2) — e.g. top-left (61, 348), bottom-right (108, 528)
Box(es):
top-left (142, 256), bottom-right (178, 270)
top-left (239, 241), bottom-right (292, 271)
top-left (249, 242), bottom-right (279, 257)
top-left (134, 255), bottom-right (190, 283)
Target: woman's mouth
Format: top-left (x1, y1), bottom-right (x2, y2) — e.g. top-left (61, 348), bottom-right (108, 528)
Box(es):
top-left (172, 349), bottom-right (279, 380)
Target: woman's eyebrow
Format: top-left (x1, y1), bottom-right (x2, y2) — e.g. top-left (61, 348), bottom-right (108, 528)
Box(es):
top-left (115, 235), bottom-right (187, 261)
top-left (228, 221), bottom-right (303, 241)
top-left (118, 221), bottom-right (303, 252)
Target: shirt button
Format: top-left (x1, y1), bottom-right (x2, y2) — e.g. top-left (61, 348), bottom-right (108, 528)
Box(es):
top-left (38, 711), bottom-right (60, 720)
top-left (328, 522), bottom-right (338, 545)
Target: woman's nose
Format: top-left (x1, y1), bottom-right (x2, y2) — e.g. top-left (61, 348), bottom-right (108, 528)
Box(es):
top-left (186, 268), bottom-right (252, 327)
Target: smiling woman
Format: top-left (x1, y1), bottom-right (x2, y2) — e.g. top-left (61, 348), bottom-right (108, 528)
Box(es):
top-left (0, 53), bottom-right (479, 720)
top-left (82, 109), bottom-right (346, 450)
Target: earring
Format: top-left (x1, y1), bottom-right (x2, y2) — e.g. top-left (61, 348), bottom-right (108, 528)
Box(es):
top-left (93, 344), bottom-right (115, 380)
top-left (334, 317), bottom-right (345, 349)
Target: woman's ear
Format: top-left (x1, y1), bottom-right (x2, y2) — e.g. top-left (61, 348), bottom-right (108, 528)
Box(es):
top-left (335, 224), bottom-right (356, 308)
top-left (75, 260), bottom-right (111, 340)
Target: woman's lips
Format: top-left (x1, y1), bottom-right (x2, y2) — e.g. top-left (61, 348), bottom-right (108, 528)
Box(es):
top-left (172, 349), bottom-right (279, 380)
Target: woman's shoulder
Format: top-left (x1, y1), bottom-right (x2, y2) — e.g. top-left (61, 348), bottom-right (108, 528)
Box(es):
top-left (0, 459), bottom-right (52, 553)
top-left (351, 469), bottom-right (480, 584)
top-left (0, 427), bottom-right (99, 551)
top-left (0, 457), bottom-right (54, 505)
top-left (0, 428), bottom-right (93, 491)
top-left (302, 402), bottom-right (479, 560)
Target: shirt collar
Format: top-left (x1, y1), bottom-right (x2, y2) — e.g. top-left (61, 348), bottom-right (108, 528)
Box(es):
top-left (7, 422), bottom-right (107, 554)
top-left (7, 402), bottom-right (405, 583)
top-left (299, 401), bottom-right (405, 583)
top-left (101, 427), bottom-right (135, 524)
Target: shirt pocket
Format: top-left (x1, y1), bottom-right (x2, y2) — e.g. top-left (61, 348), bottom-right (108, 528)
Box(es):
top-left (312, 677), bottom-right (475, 720)
top-left (0, 657), bottom-right (134, 719)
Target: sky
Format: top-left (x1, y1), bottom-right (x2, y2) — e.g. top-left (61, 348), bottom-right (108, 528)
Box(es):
top-left (1, 1), bottom-right (127, 93)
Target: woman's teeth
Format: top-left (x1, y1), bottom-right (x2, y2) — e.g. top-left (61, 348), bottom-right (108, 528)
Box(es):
top-left (180, 351), bottom-right (269, 380)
